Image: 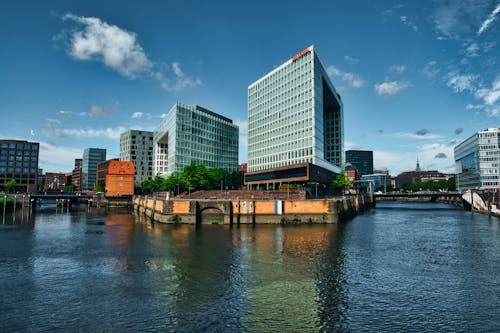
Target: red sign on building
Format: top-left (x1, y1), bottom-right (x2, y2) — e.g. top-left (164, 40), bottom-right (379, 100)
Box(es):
top-left (292, 47), bottom-right (310, 62)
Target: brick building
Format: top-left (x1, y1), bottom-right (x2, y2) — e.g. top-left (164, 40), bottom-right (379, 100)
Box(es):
top-left (97, 159), bottom-right (135, 196)
top-left (43, 172), bottom-right (67, 191)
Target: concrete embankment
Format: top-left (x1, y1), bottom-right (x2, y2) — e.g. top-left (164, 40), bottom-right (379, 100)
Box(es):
top-left (133, 194), bottom-right (374, 224)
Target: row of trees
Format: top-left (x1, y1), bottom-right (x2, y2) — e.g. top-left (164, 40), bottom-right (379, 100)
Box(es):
top-left (401, 177), bottom-right (455, 192)
top-left (138, 162), bottom-right (242, 194)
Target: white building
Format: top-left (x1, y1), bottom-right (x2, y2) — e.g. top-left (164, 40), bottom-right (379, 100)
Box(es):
top-left (153, 103), bottom-right (239, 177)
top-left (120, 130), bottom-right (153, 185)
top-left (246, 46), bottom-right (343, 188)
top-left (455, 127), bottom-right (500, 190)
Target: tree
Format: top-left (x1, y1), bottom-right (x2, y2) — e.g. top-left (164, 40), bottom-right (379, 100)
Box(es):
top-left (4, 179), bottom-right (16, 193)
top-left (62, 184), bottom-right (76, 192)
top-left (94, 181), bottom-right (105, 193)
top-left (331, 171), bottom-right (351, 194)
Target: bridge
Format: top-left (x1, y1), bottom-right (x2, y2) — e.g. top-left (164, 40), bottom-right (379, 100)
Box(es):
top-left (374, 192), bottom-right (462, 203)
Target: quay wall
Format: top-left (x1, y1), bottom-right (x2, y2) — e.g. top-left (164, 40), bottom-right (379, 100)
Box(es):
top-left (133, 195), bottom-right (374, 224)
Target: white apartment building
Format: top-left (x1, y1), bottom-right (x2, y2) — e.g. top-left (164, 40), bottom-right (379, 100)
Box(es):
top-left (120, 130), bottom-right (153, 185)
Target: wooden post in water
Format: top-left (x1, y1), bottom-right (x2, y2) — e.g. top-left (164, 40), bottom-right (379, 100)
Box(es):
top-left (2, 195), bottom-right (6, 223)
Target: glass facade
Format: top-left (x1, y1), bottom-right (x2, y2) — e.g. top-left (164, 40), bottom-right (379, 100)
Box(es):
top-left (455, 127), bottom-right (500, 190)
top-left (82, 148), bottom-right (107, 191)
top-left (247, 46), bottom-right (343, 175)
top-left (120, 130), bottom-right (154, 185)
top-left (0, 140), bottom-right (39, 193)
top-left (153, 103), bottom-right (239, 176)
top-left (346, 150), bottom-right (374, 177)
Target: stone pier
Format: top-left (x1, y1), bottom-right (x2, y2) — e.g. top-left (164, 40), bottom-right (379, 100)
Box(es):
top-left (133, 194), bottom-right (374, 224)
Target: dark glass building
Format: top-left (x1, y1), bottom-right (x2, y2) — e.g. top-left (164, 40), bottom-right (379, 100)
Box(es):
top-left (345, 150), bottom-right (373, 177)
top-left (0, 140), bottom-right (39, 193)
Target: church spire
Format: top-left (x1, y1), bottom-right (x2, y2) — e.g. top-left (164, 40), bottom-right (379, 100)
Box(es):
top-left (416, 156), bottom-right (421, 172)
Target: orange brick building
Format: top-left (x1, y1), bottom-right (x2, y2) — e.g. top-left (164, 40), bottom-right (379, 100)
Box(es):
top-left (97, 159), bottom-right (135, 196)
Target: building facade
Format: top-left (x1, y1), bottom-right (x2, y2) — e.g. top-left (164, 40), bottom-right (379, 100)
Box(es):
top-left (82, 148), bottom-right (106, 191)
top-left (345, 150), bottom-right (373, 177)
top-left (361, 171), bottom-right (391, 192)
top-left (96, 159), bottom-right (135, 196)
top-left (120, 130), bottom-right (153, 185)
top-left (71, 158), bottom-right (82, 191)
top-left (455, 127), bottom-right (500, 190)
top-left (246, 46), bottom-right (343, 187)
top-left (0, 140), bottom-right (39, 193)
top-left (43, 172), bottom-right (67, 191)
top-left (153, 103), bottom-right (239, 176)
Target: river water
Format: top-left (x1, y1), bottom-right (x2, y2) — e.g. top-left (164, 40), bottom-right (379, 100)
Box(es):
top-left (1, 202), bottom-right (499, 332)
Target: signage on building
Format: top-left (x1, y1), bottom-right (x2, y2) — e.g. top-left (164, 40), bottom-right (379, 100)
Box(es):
top-left (292, 47), bottom-right (310, 62)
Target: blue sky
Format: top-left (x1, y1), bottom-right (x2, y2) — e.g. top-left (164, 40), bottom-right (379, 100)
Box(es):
top-left (1, 0), bottom-right (499, 176)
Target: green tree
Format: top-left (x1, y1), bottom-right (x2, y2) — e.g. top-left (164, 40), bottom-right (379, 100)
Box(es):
top-left (331, 171), bottom-right (351, 194)
top-left (93, 181), bottom-right (105, 192)
top-left (4, 179), bottom-right (16, 193)
top-left (62, 184), bottom-right (76, 192)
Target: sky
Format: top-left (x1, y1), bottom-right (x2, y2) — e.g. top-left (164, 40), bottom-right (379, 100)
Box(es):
top-left (0, 0), bottom-right (499, 176)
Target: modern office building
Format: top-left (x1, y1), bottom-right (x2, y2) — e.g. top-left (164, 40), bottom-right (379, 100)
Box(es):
top-left (120, 130), bottom-right (153, 185)
top-left (361, 171), bottom-right (391, 192)
top-left (82, 148), bottom-right (106, 191)
top-left (0, 140), bottom-right (39, 193)
top-left (455, 127), bottom-right (500, 190)
top-left (346, 150), bottom-right (373, 177)
top-left (153, 103), bottom-right (239, 176)
top-left (245, 45), bottom-right (344, 188)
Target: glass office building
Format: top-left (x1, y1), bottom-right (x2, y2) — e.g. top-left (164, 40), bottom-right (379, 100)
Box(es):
top-left (82, 148), bottom-right (107, 191)
top-left (153, 103), bottom-right (239, 176)
top-left (120, 130), bottom-right (153, 185)
top-left (0, 140), bottom-right (39, 193)
top-left (455, 127), bottom-right (500, 190)
top-left (346, 150), bottom-right (373, 177)
top-left (246, 46), bottom-right (343, 187)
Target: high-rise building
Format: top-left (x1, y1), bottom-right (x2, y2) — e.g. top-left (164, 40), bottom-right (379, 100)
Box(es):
top-left (82, 148), bottom-right (106, 191)
top-left (153, 103), bottom-right (239, 176)
top-left (120, 130), bottom-right (153, 185)
top-left (455, 127), bottom-right (500, 190)
top-left (345, 150), bottom-right (373, 177)
top-left (0, 140), bottom-right (39, 193)
top-left (245, 46), bottom-right (343, 188)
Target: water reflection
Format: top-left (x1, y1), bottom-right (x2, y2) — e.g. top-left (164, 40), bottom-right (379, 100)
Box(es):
top-left (2, 204), bottom-right (499, 332)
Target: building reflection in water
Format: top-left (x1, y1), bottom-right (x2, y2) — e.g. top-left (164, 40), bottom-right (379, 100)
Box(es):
top-left (129, 217), bottom-right (349, 332)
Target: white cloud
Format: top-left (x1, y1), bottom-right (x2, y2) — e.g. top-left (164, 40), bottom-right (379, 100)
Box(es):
top-left (446, 71), bottom-right (479, 93)
top-left (327, 66), bottom-right (366, 88)
top-left (131, 112), bottom-right (144, 119)
top-left (374, 81), bottom-right (410, 95)
top-left (400, 15), bottom-right (419, 32)
top-left (155, 62), bottom-right (202, 92)
top-left (390, 64), bottom-right (406, 74)
top-left (422, 60), bottom-right (440, 78)
top-left (45, 117), bottom-right (126, 139)
top-left (432, 1), bottom-right (491, 40)
top-left (478, 3), bottom-right (500, 35)
top-left (39, 142), bottom-right (83, 173)
top-left (88, 102), bottom-right (118, 116)
top-left (475, 76), bottom-right (500, 105)
top-left (344, 55), bottom-right (360, 64)
top-left (62, 13), bottom-right (152, 78)
top-left (465, 42), bottom-right (480, 57)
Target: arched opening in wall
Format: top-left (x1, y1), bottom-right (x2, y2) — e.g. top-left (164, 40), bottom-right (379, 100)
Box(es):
top-left (199, 207), bottom-right (224, 224)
